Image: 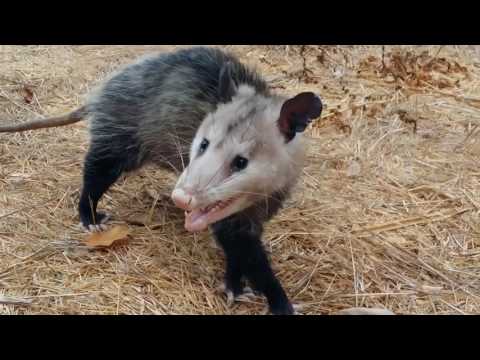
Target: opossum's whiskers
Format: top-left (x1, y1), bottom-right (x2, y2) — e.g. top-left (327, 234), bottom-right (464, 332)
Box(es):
top-left (172, 134), bottom-right (186, 172)
top-left (202, 146), bottom-right (238, 192)
top-left (201, 159), bottom-right (230, 193)
top-left (210, 189), bottom-right (279, 201)
top-left (156, 153), bottom-right (181, 174)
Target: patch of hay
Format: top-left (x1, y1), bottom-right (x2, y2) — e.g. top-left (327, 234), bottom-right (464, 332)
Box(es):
top-left (1, 45), bottom-right (480, 314)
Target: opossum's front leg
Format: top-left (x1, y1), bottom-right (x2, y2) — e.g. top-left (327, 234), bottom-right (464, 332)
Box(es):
top-left (216, 255), bottom-right (256, 306)
top-left (213, 221), bottom-right (294, 315)
top-left (79, 147), bottom-right (124, 232)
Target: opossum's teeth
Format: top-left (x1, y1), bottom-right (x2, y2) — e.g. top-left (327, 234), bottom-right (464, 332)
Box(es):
top-left (184, 196), bottom-right (242, 232)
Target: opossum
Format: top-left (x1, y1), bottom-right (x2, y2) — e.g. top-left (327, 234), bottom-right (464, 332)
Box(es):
top-left (0, 47), bottom-right (323, 315)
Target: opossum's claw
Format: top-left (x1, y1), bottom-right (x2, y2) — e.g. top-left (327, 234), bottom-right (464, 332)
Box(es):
top-left (234, 287), bottom-right (257, 303)
top-left (80, 212), bottom-right (111, 233)
top-left (292, 303), bottom-right (304, 315)
top-left (87, 224), bottom-right (108, 233)
top-left (216, 283), bottom-right (235, 307)
top-left (218, 283), bottom-right (258, 307)
top-left (242, 286), bottom-right (255, 297)
top-left (224, 289), bottom-right (257, 307)
top-left (226, 289), bottom-right (235, 307)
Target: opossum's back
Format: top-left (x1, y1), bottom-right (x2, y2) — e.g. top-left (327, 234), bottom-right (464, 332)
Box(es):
top-left (87, 48), bottom-right (217, 129)
top-left (88, 47), bottom-right (267, 125)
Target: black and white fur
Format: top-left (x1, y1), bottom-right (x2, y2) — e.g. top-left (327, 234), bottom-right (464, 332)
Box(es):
top-left (0, 47), bottom-right (322, 314)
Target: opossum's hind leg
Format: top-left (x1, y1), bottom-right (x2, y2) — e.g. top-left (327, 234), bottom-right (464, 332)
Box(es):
top-left (79, 148), bottom-right (125, 232)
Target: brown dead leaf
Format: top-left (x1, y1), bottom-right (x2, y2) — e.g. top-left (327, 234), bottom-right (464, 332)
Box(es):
top-left (396, 110), bottom-right (418, 133)
top-left (84, 225), bottom-right (130, 248)
top-left (359, 49), bottom-right (469, 91)
top-left (23, 86), bottom-right (34, 104)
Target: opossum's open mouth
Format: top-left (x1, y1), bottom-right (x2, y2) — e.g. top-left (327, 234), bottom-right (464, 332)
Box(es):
top-left (184, 196), bottom-right (242, 232)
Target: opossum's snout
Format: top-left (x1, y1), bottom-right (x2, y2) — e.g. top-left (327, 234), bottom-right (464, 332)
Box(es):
top-left (172, 160), bottom-right (252, 233)
top-left (171, 188), bottom-right (196, 211)
top-left (172, 181), bottom-right (248, 233)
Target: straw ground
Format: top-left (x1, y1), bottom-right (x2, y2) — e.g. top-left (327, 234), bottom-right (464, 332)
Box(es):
top-left (1, 45), bottom-right (479, 314)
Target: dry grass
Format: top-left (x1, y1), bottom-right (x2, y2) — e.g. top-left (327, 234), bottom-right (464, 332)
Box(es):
top-left (1, 45), bottom-right (480, 315)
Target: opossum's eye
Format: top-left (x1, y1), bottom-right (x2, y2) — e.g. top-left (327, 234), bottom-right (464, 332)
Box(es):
top-left (232, 156), bottom-right (249, 172)
top-left (198, 139), bottom-right (209, 156)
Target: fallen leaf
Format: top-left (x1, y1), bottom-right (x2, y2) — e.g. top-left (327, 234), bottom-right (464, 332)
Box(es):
top-left (84, 225), bottom-right (130, 248)
top-left (334, 307), bottom-right (395, 315)
top-left (23, 86), bottom-right (34, 104)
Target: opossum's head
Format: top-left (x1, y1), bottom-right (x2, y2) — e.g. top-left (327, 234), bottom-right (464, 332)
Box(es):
top-left (172, 63), bottom-right (322, 232)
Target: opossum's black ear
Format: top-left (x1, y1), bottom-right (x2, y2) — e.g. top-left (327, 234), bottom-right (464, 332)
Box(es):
top-left (278, 92), bottom-right (323, 142)
top-left (219, 62), bottom-right (238, 103)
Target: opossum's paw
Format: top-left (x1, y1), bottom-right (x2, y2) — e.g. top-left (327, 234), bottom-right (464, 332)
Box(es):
top-left (87, 224), bottom-right (109, 233)
top-left (217, 283), bottom-right (257, 307)
top-left (80, 212), bottom-right (111, 233)
top-left (78, 223), bottom-right (108, 233)
top-left (228, 286), bottom-right (257, 306)
top-left (292, 303), bottom-right (304, 315)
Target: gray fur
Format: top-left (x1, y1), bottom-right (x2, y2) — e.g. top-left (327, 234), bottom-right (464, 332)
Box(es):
top-left (85, 47), bottom-right (269, 174)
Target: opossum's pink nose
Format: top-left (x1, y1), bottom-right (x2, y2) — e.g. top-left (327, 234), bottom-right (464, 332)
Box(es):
top-left (171, 189), bottom-right (195, 210)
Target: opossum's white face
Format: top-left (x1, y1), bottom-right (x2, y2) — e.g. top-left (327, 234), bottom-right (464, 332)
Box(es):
top-left (172, 82), bottom-right (322, 233)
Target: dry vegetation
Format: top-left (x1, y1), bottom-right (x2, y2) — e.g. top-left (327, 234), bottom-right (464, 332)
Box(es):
top-left (1, 45), bottom-right (480, 315)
